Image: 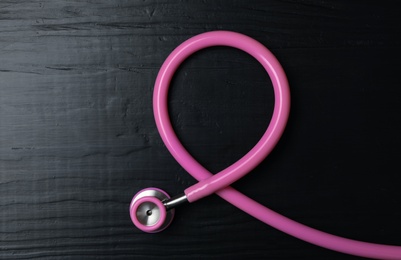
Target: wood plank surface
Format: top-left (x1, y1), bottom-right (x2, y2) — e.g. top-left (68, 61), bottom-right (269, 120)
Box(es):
top-left (1, 0), bottom-right (400, 259)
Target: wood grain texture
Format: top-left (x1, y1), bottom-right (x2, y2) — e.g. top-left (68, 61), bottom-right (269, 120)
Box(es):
top-left (1, 0), bottom-right (400, 259)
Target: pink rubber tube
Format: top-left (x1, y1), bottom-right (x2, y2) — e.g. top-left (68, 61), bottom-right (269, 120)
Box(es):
top-left (153, 31), bottom-right (401, 259)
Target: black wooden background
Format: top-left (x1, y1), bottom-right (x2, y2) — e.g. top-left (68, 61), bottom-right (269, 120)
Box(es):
top-left (1, 1), bottom-right (401, 259)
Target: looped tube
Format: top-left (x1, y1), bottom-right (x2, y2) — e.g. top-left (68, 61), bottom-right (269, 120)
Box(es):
top-left (153, 31), bottom-right (401, 259)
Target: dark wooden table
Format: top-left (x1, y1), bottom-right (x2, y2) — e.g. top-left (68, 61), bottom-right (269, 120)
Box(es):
top-left (1, 1), bottom-right (400, 259)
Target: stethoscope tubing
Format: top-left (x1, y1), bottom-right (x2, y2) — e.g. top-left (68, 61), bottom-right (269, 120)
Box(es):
top-left (154, 31), bottom-right (290, 203)
top-left (151, 31), bottom-right (401, 259)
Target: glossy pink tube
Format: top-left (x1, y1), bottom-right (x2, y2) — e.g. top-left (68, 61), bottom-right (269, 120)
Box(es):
top-left (153, 31), bottom-right (401, 259)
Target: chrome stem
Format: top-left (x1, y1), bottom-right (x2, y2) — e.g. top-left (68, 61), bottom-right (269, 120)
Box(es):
top-left (163, 193), bottom-right (188, 210)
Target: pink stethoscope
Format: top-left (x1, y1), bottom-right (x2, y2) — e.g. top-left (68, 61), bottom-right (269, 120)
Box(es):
top-left (129, 31), bottom-right (401, 259)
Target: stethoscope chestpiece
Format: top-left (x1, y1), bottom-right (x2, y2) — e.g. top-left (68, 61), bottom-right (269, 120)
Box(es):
top-left (130, 188), bottom-right (174, 233)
